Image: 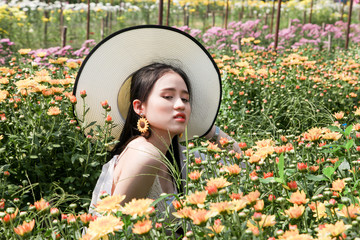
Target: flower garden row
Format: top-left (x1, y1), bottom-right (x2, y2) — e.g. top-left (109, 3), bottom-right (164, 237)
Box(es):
top-left (0, 37), bottom-right (360, 239)
top-left (2, 0), bottom-right (360, 49)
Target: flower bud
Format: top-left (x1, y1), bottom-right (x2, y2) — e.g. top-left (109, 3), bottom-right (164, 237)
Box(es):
top-left (80, 90), bottom-right (87, 98)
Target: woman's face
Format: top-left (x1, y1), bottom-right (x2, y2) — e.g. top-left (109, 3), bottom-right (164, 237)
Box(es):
top-left (140, 71), bottom-right (191, 138)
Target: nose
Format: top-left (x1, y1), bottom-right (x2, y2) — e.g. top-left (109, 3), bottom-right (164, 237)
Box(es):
top-left (174, 97), bottom-right (185, 110)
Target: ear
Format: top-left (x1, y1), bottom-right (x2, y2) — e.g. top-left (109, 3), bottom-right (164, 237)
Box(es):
top-left (132, 99), bottom-right (144, 116)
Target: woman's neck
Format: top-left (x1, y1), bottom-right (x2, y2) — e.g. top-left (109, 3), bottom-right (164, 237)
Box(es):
top-left (146, 131), bottom-right (173, 154)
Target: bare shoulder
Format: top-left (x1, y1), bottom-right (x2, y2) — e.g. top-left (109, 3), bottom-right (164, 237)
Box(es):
top-left (123, 137), bottom-right (163, 166)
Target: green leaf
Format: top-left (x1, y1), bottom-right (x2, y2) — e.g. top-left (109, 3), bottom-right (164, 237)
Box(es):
top-left (327, 126), bottom-right (342, 133)
top-left (82, 174), bottom-right (90, 178)
top-left (352, 179), bottom-right (360, 191)
top-left (322, 167), bottom-right (335, 181)
top-left (30, 155), bottom-right (38, 159)
top-left (53, 144), bottom-right (61, 148)
top-left (345, 139), bottom-right (354, 150)
top-left (260, 177), bottom-right (274, 184)
top-left (278, 153), bottom-right (284, 180)
top-left (306, 175), bottom-right (327, 182)
top-left (64, 177), bottom-right (75, 184)
top-left (344, 125), bottom-right (353, 137)
top-left (275, 177), bottom-right (285, 184)
top-left (314, 185), bottom-right (327, 196)
top-left (334, 159), bottom-right (344, 170)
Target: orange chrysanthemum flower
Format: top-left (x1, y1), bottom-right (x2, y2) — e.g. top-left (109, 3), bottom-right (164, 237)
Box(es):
top-left (207, 219), bottom-right (225, 236)
top-left (206, 177), bottom-right (232, 189)
top-left (353, 108), bottom-right (360, 116)
top-left (285, 204), bottom-right (305, 219)
top-left (86, 215), bottom-right (123, 239)
top-left (224, 164), bottom-right (241, 175)
top-left (333, 111), bottom-right (345, 120)
top-left (209, 201), bottom-right (234, 215)
top-left (189, 209), bottom-right (217, 225)
top-left (247, 214), bottom-right (276, 229)
top-left (47, 106), bottom-right (61, 116)
top-left (253, 200), bottom-right (264, 212)
top-left (232, 199), bottom-right (248, 211)
top-left (172, 206), bottom-right (194, 219)
top-left (95, 194), bottom-right (125, 214)
top-left (132, 219), bottom-right (152, 235)
top-left (188, 170), bottom-right (202, 181)
top-left (121, 198), bottom-right (154, 217)
top-left (339, 204), bottom-right (360, 219)
top-left (244, 190), bottom-right (260, 204)
top-left (330, 179), bottom-right (346, 192)
top-left (255, 139), bottom-right (275, 148)
top-left (303, 127), bottom-right (323, 141)
top-left (78, 213), bottom-right (95, 225)
top-left (308, 201), bottom-right (327, 219)
top-left (288, 190), bottom-right (309, 205)
top-left (13, 219), bottom-right (35, 236)
top-left (322, 132), bottom-right (342, 141)
top-left (186, 191), bottom-right (207, 207)
top-left (34, 198), bottom-right (50, 211)
top-left (319, 221), bottom-right (351, 238)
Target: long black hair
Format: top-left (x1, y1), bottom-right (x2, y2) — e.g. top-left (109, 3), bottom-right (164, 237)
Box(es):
top-left (111, 62), bottom-right (191, 193)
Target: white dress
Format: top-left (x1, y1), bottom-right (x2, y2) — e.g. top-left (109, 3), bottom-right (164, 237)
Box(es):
top-left (89, 145), bottom-right (178, 217)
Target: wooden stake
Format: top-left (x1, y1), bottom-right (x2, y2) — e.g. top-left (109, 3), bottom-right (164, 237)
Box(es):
top-left (309, 0), bottom-right (314, 23)
top-left (86, 0), bottom-right (90, 40)
top-left (274, 0), bottom-right (282, 51)
top-left (345, 0), bottom-right (354, 49)
top-left (224, 0), bottom-right (229, 29)
top-left (166, 0), bottom-right (171, 26)
top-left (328, 32), bottom-right (332, 52)
top-left (303, 10), bottom-right (306, 24)
top-left (158, 0), bottom-right (164, 25)
top-left (101, 18), bottom-right (104, 40)
top-left (237, 37), bottom-right (242, 51)
top-left (62, 26), bottom-right (67, 47)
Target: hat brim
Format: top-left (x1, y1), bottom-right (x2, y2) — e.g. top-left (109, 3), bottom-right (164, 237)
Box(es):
top-left (73, 25), bottom-right (221, 142)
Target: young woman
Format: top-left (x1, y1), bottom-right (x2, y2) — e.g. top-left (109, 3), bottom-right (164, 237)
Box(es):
top-left (110, 62), bottom-right (190, 204)
top-left (73, 26), bottom-right (240, 213)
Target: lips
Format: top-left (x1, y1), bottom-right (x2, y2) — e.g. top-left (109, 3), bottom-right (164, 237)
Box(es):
top-left (174, 113), bottom-right (186, 122)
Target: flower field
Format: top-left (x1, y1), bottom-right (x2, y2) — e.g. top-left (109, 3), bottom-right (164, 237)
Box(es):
top-left (1, 20), bottom-right (360, 240)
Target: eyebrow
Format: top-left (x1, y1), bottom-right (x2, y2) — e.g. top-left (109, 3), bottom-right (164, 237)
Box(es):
top-left (161, 88), bottom-right (189, 95)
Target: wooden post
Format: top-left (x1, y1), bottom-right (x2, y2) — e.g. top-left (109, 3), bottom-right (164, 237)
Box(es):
top-left (158, 0), bottom-right (164, 25)
top-left (328, 32), bottom-right (332, 52)
top-left (237, 37), bottom-right (242, 51)
top-left (224, 0), bottom-right (229, 29)
top-left (303, 10), bottom-right (307, 24)
top-left (270, 0), bottom-right (275, 34)
top-left (166, 0), bottom-right (171, 26)
top-left (340, 2), bottom-right (344, 22)
top-left (309, 0), bottom-right (314, 23)
top-left (274, 0), bottom-right (282, 51)
top-left (288, 18), bottom-right (291, 28)
top-left (101, 18), bottom-right (105, 39)
top-left (60, 1), bottom-right (64, 43)
top-left (44, 4), bottom-right (49, 47)
top-left (212, 0), bottom-right (216, 26)
top-left (86, 0), bottom-right (90, 40)
top-left (62, 26), bottom-right (67, 47)
top-left (264, 13), bottom-right (268, 26)
top-left (345, 0), bottom-right (354, 49)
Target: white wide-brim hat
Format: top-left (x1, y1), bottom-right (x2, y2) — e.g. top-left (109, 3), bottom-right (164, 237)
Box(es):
top-left (73, 25), bottom-right (221, 142)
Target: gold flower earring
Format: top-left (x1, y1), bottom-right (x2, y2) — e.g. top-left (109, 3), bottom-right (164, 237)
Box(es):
top-left (137, 113), bottom-right (149, 134)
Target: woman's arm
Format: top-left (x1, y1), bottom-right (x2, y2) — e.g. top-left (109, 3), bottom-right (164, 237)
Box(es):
top-left (205, 125), bottom-right (242, 153)
top-left (112, 146), bottom-right (163, 203)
